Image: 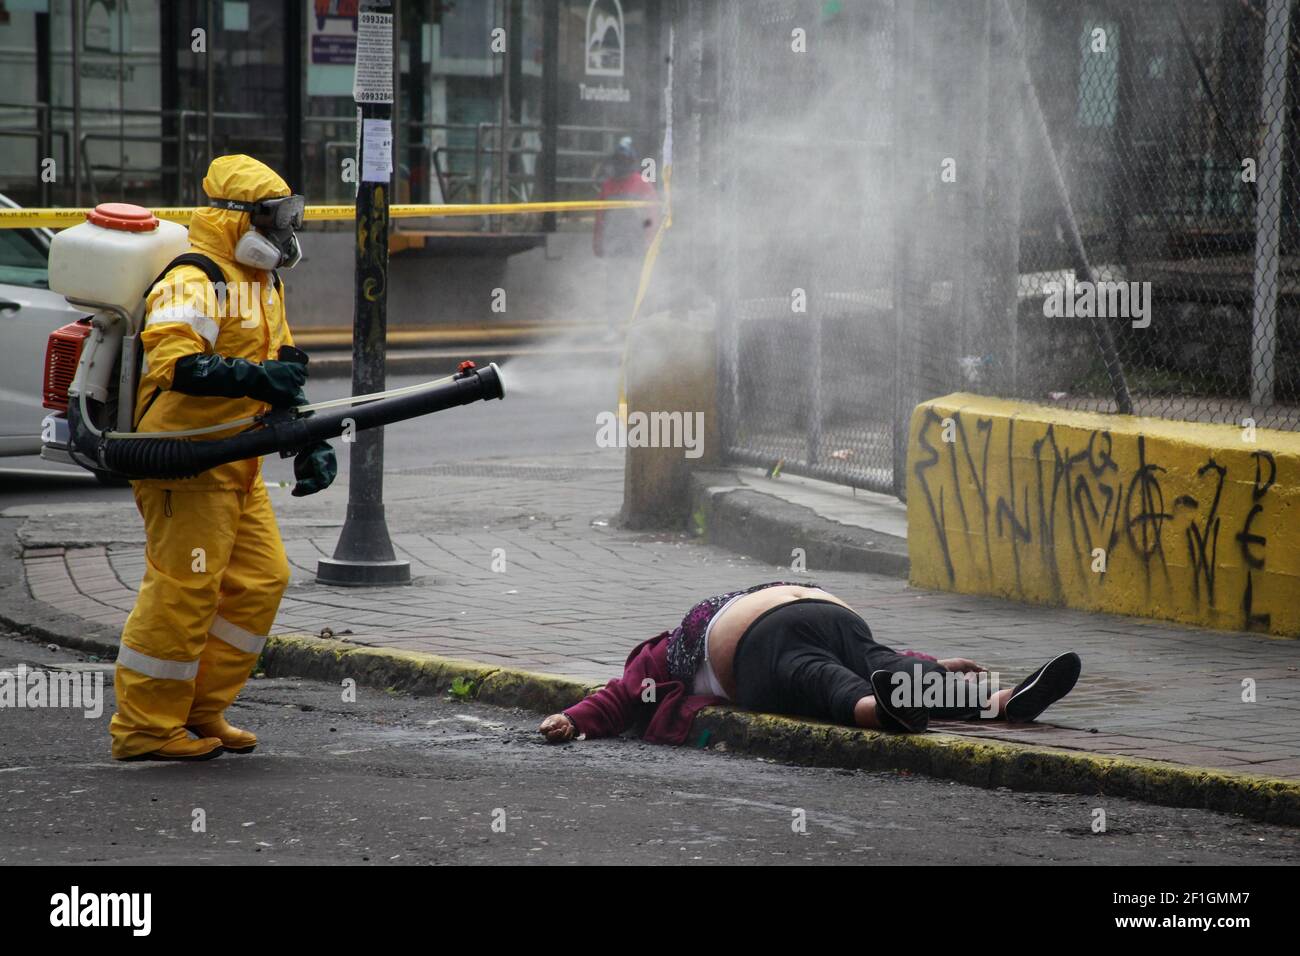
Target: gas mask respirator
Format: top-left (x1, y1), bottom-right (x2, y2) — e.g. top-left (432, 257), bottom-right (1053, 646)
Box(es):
top-left (208, 193), bottom-right (305, 271)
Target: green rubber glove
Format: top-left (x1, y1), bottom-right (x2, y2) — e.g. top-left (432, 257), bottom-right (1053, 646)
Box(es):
top-left (172, 353), bottom-right (308, 409)
top-left (292, 441), bottom-right (337, 497)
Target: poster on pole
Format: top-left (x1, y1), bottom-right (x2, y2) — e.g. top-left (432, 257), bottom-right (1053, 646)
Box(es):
top-left (352, 10), bottom-right (394, 105)
top-left (361, 118), bottom-right (393, 182)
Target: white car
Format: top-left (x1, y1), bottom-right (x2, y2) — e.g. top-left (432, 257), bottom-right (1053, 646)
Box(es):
top-left (0, 193), bottom-right (89, 457)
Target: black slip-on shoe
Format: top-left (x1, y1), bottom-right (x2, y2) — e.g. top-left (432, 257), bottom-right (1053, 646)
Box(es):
top-left (870, 670), bottom-right (929, 733)
top-left (1005, 652), bottom-right (1081, 723)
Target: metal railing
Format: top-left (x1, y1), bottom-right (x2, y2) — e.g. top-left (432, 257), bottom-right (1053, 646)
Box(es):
top-left (0, 101), bottom-right (281, 206)
top-left (2, 97), bottom-right (651, 234)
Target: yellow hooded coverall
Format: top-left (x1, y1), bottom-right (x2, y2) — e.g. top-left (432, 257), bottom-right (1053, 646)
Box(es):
top-left (110, 155), bottom-right (297, 759)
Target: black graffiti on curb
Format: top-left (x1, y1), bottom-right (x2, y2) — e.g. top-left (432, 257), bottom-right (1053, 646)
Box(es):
top-left (914, 411), bottom-right (1277, 631)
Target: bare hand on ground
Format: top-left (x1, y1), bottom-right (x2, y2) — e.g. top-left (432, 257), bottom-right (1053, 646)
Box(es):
top-left (539, 714), bottom-right (576, 742)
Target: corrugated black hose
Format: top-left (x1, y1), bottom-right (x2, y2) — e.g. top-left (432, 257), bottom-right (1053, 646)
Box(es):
top-left (70, 363), bottom-right (504, 481)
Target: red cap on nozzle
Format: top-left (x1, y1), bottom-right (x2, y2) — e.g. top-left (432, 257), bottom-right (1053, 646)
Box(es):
top-left (457, 361), bottom-right (477, 376)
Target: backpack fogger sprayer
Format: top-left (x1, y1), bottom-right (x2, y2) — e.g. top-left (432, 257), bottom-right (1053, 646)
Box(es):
top-left (39, 203), bottom-right (504, 480)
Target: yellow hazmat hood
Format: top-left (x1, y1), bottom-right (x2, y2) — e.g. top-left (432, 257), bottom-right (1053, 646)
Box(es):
top-left (191, 154), bottom-right (291, 261)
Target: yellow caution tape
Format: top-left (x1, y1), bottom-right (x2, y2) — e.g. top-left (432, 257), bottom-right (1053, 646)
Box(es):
top-left (384, 199), bottom-right (654, 220)
top-left (0, 207), bottom-right (196, 229)
top-left (0, 199), bottom-right (657, 230)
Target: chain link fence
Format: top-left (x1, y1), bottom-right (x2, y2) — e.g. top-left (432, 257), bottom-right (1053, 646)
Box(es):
top-left (710, 0), bottom-right (1300, 498)
top-left (1012, 0), bottom-right (1300, 428)
top-left (714, 0), bottom-right (904, 493)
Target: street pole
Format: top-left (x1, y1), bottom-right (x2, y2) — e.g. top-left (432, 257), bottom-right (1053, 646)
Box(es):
top-left (318, 0), bottom-right (411, 587)
top-left (540, 0), bottom-right (559, 233)
top-left (205, 0), bottom-right (215, 163)
top-left (71, 0), bottom-right (81, 206)
top-left (1250, 0), bottom-right (1290, 407)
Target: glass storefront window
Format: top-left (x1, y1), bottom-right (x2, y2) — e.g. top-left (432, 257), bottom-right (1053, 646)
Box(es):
top-left (0, 0), bottom-right (664, 232)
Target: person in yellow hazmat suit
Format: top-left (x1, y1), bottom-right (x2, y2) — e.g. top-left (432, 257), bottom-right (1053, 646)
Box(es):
top-left (110, 154), bottom-right (336, 761)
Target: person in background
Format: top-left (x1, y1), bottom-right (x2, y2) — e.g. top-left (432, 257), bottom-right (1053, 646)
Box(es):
top-left (539, 582), bottom-right (1081, 744)
top-left (593, 136), bottom-right (660, 336)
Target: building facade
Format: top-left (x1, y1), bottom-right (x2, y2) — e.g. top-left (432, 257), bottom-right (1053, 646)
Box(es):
top-left (0, 0), bottom-right (668, 324)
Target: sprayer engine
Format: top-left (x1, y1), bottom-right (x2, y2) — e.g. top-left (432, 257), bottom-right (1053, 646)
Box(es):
top-left (43, 319), bottom-right (94, 412)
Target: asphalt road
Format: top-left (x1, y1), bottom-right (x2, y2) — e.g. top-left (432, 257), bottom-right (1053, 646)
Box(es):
top-left (2, 635), bottom-right (1296, 866)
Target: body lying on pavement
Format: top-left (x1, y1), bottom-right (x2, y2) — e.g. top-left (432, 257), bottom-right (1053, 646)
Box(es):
top-left (539, 583), bottom-right (1081, 744)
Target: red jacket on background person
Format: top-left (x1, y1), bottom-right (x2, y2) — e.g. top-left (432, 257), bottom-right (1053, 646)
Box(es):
top-left (593, 170), bottom-right (659, 258)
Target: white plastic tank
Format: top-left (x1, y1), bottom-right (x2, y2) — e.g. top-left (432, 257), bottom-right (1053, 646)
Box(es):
top-left (47, 203), bottom-right (189, 314)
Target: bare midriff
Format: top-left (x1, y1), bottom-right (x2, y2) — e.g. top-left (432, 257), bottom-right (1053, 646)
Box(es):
top-left (706, 585), bottom-right (851, 699)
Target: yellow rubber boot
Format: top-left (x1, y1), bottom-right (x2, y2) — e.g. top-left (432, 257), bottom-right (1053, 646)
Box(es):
top-left (111, 663), bottom-right (205, 759)
top-left (186, 716), bottom-right (257, 753)
top-left (185, 640), bottom-right (260, 752)
top-left (118, 734), bottom-right (224, 762)
top-left (187, 631), bottom-right (262, 726)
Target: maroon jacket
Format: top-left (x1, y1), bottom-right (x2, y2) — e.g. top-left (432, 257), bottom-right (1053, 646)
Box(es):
top-left (564, 632), bottom-right (721, 745)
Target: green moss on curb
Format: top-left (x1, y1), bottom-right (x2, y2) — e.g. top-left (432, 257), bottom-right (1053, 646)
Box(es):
top-left (249, 634), bottom-right (1300, 825)
top-left (258, 633), bottom-right (599, 711)
top-left (690, 708), bottom-right (1300, 825)
top-left (477, 667), bottom-right (598, 714)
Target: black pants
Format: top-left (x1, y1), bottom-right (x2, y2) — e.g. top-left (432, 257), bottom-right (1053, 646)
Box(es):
top-left (733, 599), bottom-right (982, 727)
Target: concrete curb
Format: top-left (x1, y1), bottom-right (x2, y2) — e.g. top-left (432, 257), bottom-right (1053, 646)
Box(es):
top-left (219, 632), bottom-right (1300, 825)
top-left (689, 470), bottom-right (909, 578)
top-left (907, 392), bottom-right (1300, 638)
top-left (4, 587), bottom-right (1296, 824)
top-left (257, 634), bottom-right (600, 718)
top-left (691, 709), bottom-right (1300, 826)
top-left (294, 321), bottom-right (614, 379)
top-left (308, 342), bottom-right (621, 380)
top-left (0, 518), bottom-right (123, 658)
top-left (310, 349), bottom-right (503, 380)
top-left (292, 322), bottom-right (602, 350)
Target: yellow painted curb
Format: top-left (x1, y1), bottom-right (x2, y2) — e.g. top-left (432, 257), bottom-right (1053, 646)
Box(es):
top-left (907, 393), bottom-right (1300, 637)
top-left (291, 321), bottom-right (599, 349)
